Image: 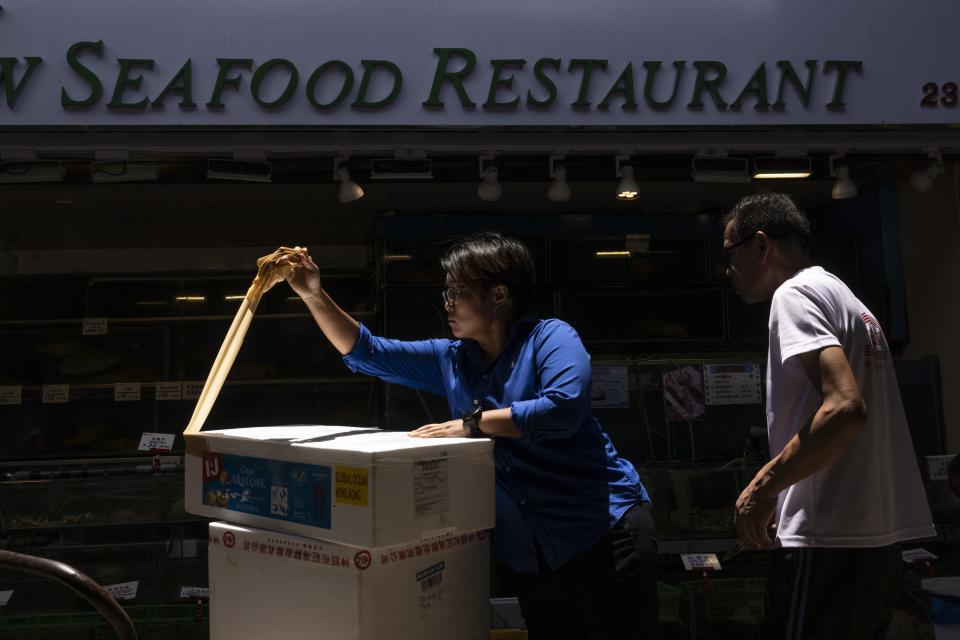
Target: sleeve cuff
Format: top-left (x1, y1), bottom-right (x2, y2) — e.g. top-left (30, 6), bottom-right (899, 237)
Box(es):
top-left (510, 401), bottom-right (544, 444)
top-left (341, 323), bottom-right (372, 372)
top-left (780, 335), bottom-right (842, 365)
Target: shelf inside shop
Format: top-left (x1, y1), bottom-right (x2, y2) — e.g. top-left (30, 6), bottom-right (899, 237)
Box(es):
top-left (0, 310), bottom-right (376, 327)
top-left (0, 470), bottom-right (193, 532)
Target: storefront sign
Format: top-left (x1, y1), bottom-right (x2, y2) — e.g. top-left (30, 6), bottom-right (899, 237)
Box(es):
top-left (0, 0), bottom-right (954, 127)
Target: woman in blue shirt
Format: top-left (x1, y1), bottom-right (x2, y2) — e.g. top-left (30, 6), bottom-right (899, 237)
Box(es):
top-left (275, 233), bottom-right (660, 640)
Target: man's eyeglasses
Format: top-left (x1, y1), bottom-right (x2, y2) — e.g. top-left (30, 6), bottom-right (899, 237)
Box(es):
top-left (722, 233), bottom-right (756, 267)
top-left (441, 286), bottom-right (466, 306)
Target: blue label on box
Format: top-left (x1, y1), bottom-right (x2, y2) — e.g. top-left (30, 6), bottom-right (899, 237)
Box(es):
top-left (200, 452), bottom-right (332, 529)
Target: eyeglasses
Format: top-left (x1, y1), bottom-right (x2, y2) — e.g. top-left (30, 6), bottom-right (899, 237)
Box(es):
top-left (722, 233), bottom-right (757, 268)
top-left (441, 286), bottom-right (466, 306)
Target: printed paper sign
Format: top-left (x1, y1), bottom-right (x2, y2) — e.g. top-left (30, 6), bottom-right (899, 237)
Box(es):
top-left (681, 553), bottom-right (722, 572)
top-left (82, 317), bottom-right (108, 336)
top-left (201, 453), bottom-right (332, 529)
top-left (416, 561), bottom-right (447, 611)
top-left (114, 382), bottom-right (141, 402)
top-left (138, 432), bottom-right (176, 452)
top-left (41, 384), bottom-right (69, 404)
top-left (704, 363), bottom-right (762, 405)
top-left (590, 365), bottom-right (630, 408)
top-left (0, 591), bottom-right (12, 607)
top-left (179, 586), bottom-right (209, 600)
top-left (0, 386), bottom-right (22, 406)
top-left (663, 367), bottom-right (705, 423)
top-left (413, 458), bottom-right (450, 518)
top-left (335, 467), bottom-right (369, 506)
top-left (927, 455), bottom-right (955, 481)
top-left (183, 381), bottom-right (204, 400)
top-left (156, 381), bottom-right (183, 401)
top-left (903, 548), bottom-right (938, 563)
top-left (104, 581), bottom-right (138, 601)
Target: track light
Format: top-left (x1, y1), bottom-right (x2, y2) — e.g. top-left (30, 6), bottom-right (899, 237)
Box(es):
top-left (547, 156), bottom-right (571, 202)
top-left (910, 151), bottom-right (945, 193)
top-left (615, 155), bottom-right (639, 200)
top-left (91, 161), bottom-right (159, 184)
top-left (691, 156), bottom-right (750, 183)
top-left (0, 161), bottom-right (65, 184)
top-left (831, 165), bottom-right (857, 199)
top-left (334, 156), bottom-right (364, 203)
top-left (206, 158), bottom-right (271, 183)
top-left (752, 156), bottom-right (812, 180)
top-left (478, 155), bottom-right (502, 202)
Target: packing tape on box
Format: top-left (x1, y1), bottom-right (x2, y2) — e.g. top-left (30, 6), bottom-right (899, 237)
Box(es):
top-left (182, 246), bottom-right (304, 454)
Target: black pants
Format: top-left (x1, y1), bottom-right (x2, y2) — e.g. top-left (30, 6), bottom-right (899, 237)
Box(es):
top-left (513, 502), bottom-right (661, 640)
top-left (760, 545), bottom-right (902, 640)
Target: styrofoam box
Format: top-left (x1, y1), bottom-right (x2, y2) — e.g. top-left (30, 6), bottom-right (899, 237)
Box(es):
top-left (185, 425), bottom-right (494, 547)
top-left (208, 521), bottom-right (491, 640)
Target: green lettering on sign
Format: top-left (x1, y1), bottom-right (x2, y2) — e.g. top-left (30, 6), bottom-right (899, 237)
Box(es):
top-left (152, 59), bottom-right (196, 109)
top-left (306, 60), bottom-right (354, 110)
top-left (423, 48), bottom-right (477, 109)
top-left (0, 57), bottom-right (43, 109)
top-left (643, 61), bottom-right (685, 111)
top-left (206, 58), bottom-right (253, 109)
top-left (250, 58), bottom-right (299, 108)
top-left (687, 60), bottom-right (728, 111)
top-left (352, 60), bottom-right (403, 109)
top-left (526, 58), bottom-right (560, 109)
top-left (62, 40), bottom-right (104, 109)
top-left (108, 58), bottom-right (155, 110)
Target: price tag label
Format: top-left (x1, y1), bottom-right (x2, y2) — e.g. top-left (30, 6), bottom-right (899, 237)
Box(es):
top-left (156, 381), bottom-right (182, 401)
top-left (681, 553), bottom-right (722, 572)
top-left (183, 381), bottom-right (203, 400)
top-left (104, 581), bottom-right (138, 602)
top-left (0, 386), bottom-right (22, 406)
top-left (903, 548), bottom-right (938, 563)
top-left (927, 455), bottom-right (954, 481)
top-left (138, 432), bottom-right (176, 452)
top-left (114, 382), bottom-right (141, 402)
top-left (179, 586), bottom-right (209, 600)
top-left (0, 590), bottom-right (13, 606)
top-left (42, 384), bottom-right (69, 404)
top-left (82, 317), bottom-right (108, 336)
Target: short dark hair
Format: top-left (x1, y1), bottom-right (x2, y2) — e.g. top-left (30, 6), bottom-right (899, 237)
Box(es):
top-left (440, 232), bottom-right (536, 318)
top-left (723, 191), bottom-right (812, 253)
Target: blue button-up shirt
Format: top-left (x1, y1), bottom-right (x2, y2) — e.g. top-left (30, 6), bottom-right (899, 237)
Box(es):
top-left (343, 317), bottom-right (650, 575)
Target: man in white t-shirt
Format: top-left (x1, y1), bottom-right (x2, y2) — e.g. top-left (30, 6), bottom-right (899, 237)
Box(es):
top-left (722, 192), bottom-right (935, 640)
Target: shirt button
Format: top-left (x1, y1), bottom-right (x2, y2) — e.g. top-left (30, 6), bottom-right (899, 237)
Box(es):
top-left (504, 466), bottom-right (511, 473)
top-left (473, 399), bottom-right (479, 406)
top-left (482, 374), bottom-right (488, 380)
top-left (520, 499), bottom-right (527, 507)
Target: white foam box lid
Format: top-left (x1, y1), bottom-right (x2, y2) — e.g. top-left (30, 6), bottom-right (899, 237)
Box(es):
top-left (185, 425), bottom-right (495, 547)
top-left (208, 521), bottom-right (490, 640)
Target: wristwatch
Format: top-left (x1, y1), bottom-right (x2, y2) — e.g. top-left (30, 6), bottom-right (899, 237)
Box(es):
top-left (461, 406), bottom-right (484, 438)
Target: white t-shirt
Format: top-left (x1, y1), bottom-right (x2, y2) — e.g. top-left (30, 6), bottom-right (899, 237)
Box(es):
top-left (767, 266), bottom-right (935, 548)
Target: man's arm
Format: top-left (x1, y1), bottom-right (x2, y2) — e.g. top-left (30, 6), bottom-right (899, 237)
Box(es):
top-left (735, 345), bottom-right (867, 548)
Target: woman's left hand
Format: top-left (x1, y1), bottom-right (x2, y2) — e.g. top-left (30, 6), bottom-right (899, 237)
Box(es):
top-left (408, 420), bottom-right (469, 438)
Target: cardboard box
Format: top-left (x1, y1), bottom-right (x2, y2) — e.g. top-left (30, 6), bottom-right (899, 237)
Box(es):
top-left (208, 521), bottom-right (491, 640)
top-left (186, 426), bottom-right (495, 547)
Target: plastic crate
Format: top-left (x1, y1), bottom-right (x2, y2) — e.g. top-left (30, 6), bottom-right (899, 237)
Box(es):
top-left (681, 577), bottom-right (765, 625)
top-left (0, 604), bottom-right (209, 640)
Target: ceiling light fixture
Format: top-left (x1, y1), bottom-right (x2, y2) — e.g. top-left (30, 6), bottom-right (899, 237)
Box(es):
top-left (334, 156), bottom-right (364, 203)
top-left (615, 154), bottom-right (639, 200)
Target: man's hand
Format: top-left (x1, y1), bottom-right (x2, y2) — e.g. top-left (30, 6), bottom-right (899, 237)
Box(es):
top-left (408, 420), bottom-right (469, 438)
top-left (734, 477), bottom-right (778, 549)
